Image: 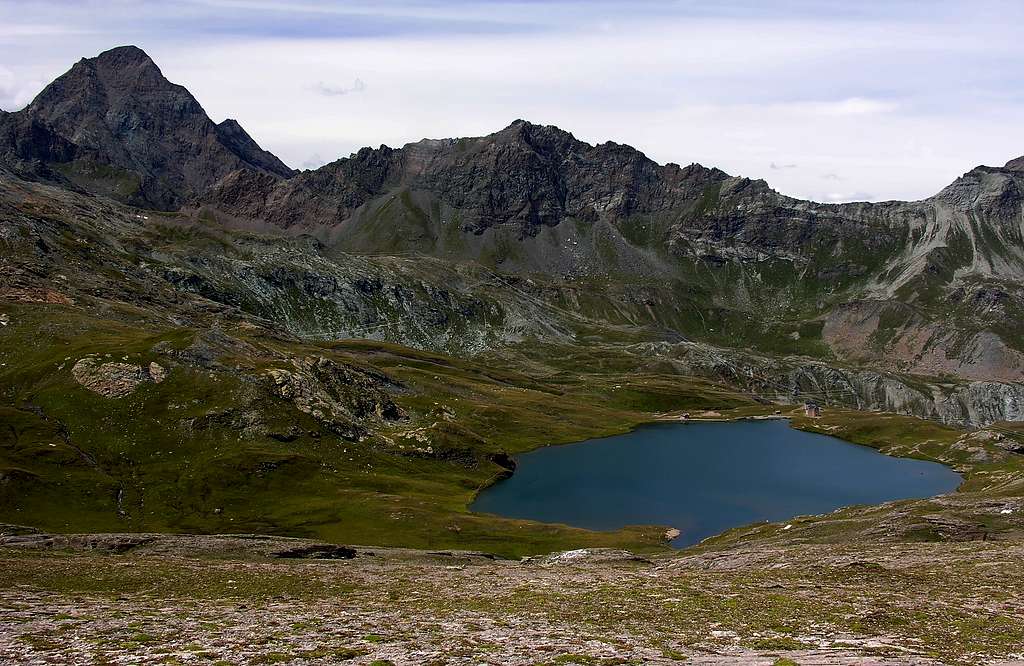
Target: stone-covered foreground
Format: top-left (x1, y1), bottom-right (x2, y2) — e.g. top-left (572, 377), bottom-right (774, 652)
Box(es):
top-left (1, 534), bottom-right (1022, 665)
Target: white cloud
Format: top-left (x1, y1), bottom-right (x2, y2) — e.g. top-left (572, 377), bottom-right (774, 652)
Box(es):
top-left (0, 65), bottom-right (48, 110)
top-left (808, 98), bottom-right (900, 116)
top-left (300, 152), bottom-right (326, 170)
top-left (822, 191), bottom-right (874, 203)
top-left (312, 78), bottom-right (366, 97)
top-left (0, 23), bottom-right (89, 38)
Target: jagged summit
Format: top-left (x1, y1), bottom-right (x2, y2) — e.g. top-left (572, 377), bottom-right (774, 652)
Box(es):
top-left (1006, 155), bottom-right (1024, 171)
top-left (1, 45), bottom-right (293, 209)
top-left (85, 44), bottom-right (161, 74)
top-left (91, 44), bottom-right (154, 64)
top-left (491, 118), bottom-right (580, 145)
top-left (52, 45), bottom-right (161, 87)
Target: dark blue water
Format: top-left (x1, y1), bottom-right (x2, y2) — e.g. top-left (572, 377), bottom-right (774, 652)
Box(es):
top-left (471, 419), bottom-right (961, 547)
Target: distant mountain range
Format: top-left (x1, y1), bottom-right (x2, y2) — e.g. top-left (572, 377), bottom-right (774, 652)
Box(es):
top-left (3, 45), bottom-right (1024, 412)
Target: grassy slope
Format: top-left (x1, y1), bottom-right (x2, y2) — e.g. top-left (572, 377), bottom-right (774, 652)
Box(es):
top-left (4, 297), bottom-right (1022, 559)
top-left (0, 301), bottom-right (764, 557)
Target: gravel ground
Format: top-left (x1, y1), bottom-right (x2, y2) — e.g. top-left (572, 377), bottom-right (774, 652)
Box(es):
top-left (1, 535), bottom-right (1022, 665)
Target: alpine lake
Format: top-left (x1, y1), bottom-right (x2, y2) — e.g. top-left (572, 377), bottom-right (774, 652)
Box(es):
top-left (472, 419), bottom-right (962, 547)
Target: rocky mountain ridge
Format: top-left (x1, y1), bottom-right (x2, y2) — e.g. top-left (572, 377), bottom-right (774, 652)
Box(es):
top-left (194, 117), bottom-right (1024, 384)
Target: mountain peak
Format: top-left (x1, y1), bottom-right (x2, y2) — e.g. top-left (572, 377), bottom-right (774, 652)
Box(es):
top-left (1006, 155), bottom-right (1024, 171)
top-left (495, 119), bottom-right (573, 137)
top-left (504, 118), bottom-right (529, 128)
top-left (488, 119), bottom-right (581, 157)
top-left (29, 44), bottom-right (192, 122)
top-left (62, 45), bottom-right (165, 95)
top-left (7, 46), bottom-right (292, 209)
top-left (92, 45), bottom-right (156, 66)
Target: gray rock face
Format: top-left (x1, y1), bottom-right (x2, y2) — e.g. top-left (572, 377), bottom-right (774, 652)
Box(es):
top-left (0, 112), bottom-right (77, 179)
top-left (1, 46), bottom-right (293, 209)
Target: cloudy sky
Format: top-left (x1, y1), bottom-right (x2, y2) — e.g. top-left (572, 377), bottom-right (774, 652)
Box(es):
top-left (1, 0), bottom-right (1022, 203)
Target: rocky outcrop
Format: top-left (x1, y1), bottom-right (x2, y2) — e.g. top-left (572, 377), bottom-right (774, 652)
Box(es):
top-left (630, 340), bottom-right (1024, 427)
top-left (266, 356), bottom-right (404, 439)
top-left (272, 544), bottom-right (357, 559)
top-left (0, 288), bottom-right (73, 305)
top-left (71, 357), bottom-right (166, 398)
top-left (526, 548), bottom-right (651, 566)
top-left (955, 429), bottom-right (1023, 457)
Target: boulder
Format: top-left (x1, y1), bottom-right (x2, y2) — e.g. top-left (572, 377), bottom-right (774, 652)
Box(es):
top-left (71, 357), bottom-right (166, 398)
